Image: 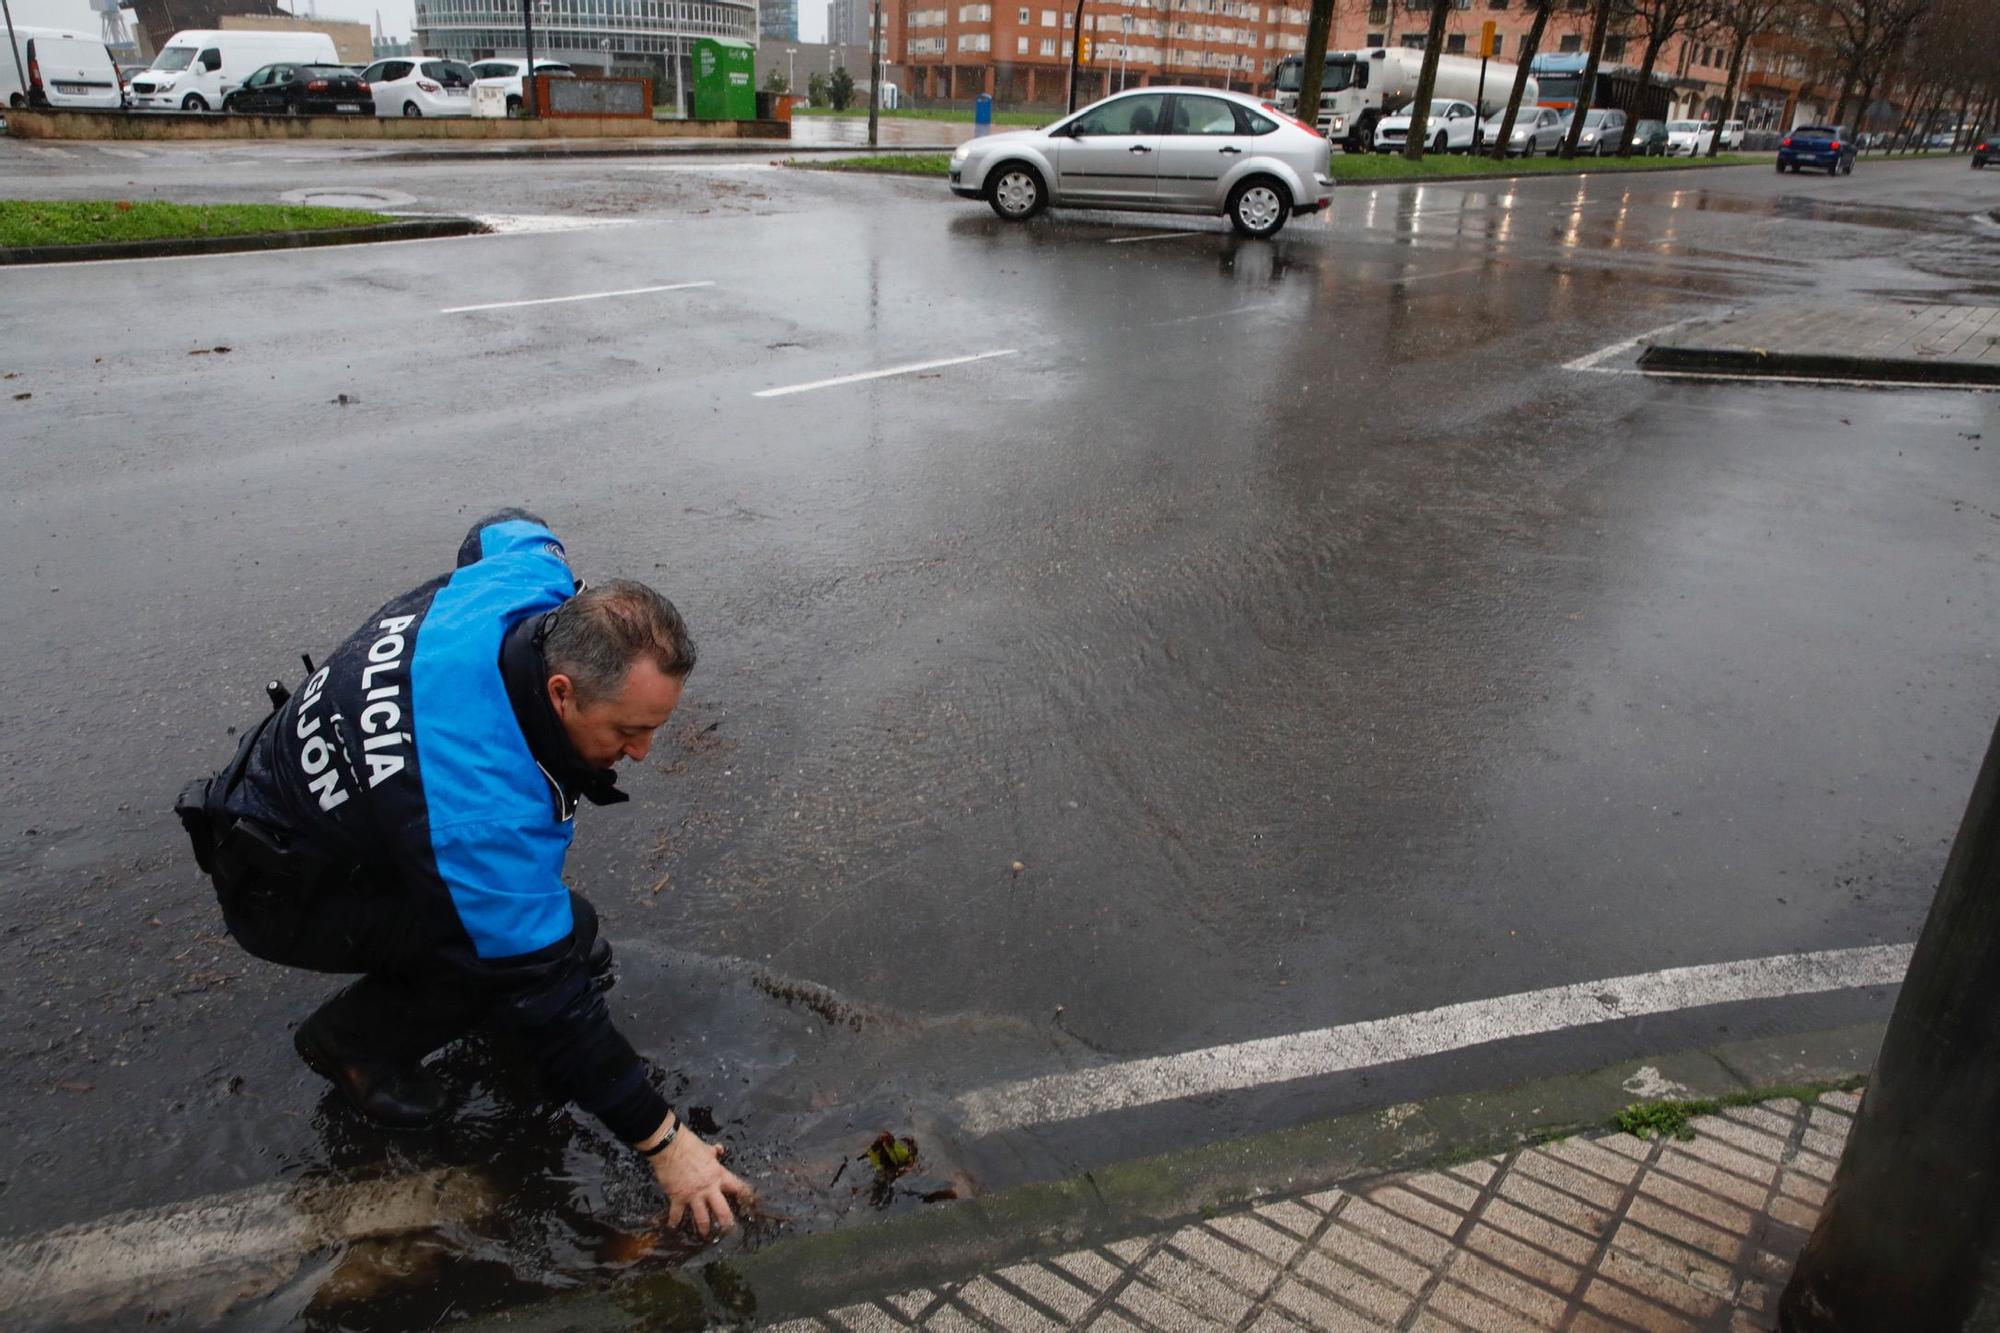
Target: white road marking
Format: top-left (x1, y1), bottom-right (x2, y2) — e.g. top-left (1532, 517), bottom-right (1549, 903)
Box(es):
top-left (754, 348), bottom-right (1019, 398)
top-left (469, 213), bottom-right (641, 234)
top-left (94, 145), bottom-right (150, 160)
top-left (1154, 301), bottom-right (1283, 327)
top-left (1389, 261), bottom-right (1489, 286)
top-left (1562, 319), bottom-right (1699, 372)
top-left (954, 942), bottom-right (1913, 1136)
top-left (24, 145), bottom-right (80, 159)
top-left (440, 281), bottom-right (714, 314)
top-left (1107, 230), bottom-right (1206, 245)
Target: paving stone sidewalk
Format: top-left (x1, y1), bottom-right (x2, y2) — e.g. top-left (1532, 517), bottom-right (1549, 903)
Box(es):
top-left (1639, 303), bottom-right (2000, 384)
top-left (769, 1092), bottom-right (1860, 1333)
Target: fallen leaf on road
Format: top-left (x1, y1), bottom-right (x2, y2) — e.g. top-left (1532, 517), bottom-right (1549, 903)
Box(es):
top-left (55, 1081), bottom-right (93, 1093)
top-left (1010, 860), bottom-right (1026, 876)
top-left (12, 392), bottom-right (29, 401)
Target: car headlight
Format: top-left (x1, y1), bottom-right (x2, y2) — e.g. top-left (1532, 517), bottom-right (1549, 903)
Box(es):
top-left (1330, 115), bottom-right (1345, 130)
top-left (952, 143), bottom-right (970, 162)
top-left (1512, 130), bottom-right (1527, 141)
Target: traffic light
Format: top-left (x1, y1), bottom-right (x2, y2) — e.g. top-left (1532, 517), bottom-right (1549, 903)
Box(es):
top-left (1080, 34), bottom-right (1093, 63)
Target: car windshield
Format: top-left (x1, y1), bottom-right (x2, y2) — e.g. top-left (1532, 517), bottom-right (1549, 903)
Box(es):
top-left (1273, 55), bottom-right (1356, 94)
top-left (150, 47), bottom-right (197, 71)
top-left (423, 61), bottom-right (473, 85)
top-left (301, 65), bottom-right (353, 77)
top-left (1668, 120), bottom-right (1700, 132)
top-left (1793, 125), bottom-right (1835, 136)
top-left (472, 61), bottom-right (518, 77)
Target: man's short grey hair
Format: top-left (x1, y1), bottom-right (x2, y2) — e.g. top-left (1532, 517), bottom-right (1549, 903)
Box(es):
top-left (544, 579), bottom-right (697, 701)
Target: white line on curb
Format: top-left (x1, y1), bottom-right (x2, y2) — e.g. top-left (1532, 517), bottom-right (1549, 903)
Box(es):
top-left (754, 348), bottom-right (1019, 398)
top-left (954, 942), bottom-right (1913, 1136)
top-left (1562, 319), bottom-right (1698, 373)
top-left (440, 281), bottom-right (713, 314)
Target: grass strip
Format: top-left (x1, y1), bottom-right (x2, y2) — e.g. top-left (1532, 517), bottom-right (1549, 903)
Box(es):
top-left (0, 199), bottom-right (392, 249)
top-left (788, 154), bottom-right (953, 176)
top-left (787, 150), bottom-right (1764, 184)
top-left (1614, 1075), bottom-right (1869, 1141)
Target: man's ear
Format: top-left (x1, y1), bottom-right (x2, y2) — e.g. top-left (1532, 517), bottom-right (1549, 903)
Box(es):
top-left (547, 672), bottom-right (577, 715)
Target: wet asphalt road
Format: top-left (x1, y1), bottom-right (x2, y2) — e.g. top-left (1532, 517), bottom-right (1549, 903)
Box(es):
top-left (2, 142), bottom-right (1998, 1323)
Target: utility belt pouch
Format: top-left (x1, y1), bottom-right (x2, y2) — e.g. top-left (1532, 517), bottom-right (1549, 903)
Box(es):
top-left (174, 778), bottom-right (219, 876)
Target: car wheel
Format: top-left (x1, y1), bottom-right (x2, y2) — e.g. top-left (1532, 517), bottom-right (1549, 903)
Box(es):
top-left (1521, 139), bottom-right (1534, 159)
top-left (181, 93), bottom-right (208, 112)
top-left (1775, 160), bottom-right (1785, 173)
top-left (1431, 130), bottom-right (1448, 154)
top-left (1840, 158), bottom-right (1853, 175)
top-left (1227, 176), bottom-right (1290, 239)
top-left (403, 101), bottom-right (422, 117)
top-left (987, 162), bottom-right (1046, 221)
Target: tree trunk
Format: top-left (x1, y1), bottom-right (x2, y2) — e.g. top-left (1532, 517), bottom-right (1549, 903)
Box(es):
top-left (1560, 0), bottom-right (1614, 158)
top-left (1707, 31), bottom-right (1747, 158)
top-left (1401, 0), bottom-right (1456, 161)
top-left (1951, 86), bottom-right (1970, 152)
top-left (1616, 36), bottom-right (1667, 156)
top-left (1491, 1), bottom-right (1550, 160)
top-left (1294, 0), bottom-right (1337, 145)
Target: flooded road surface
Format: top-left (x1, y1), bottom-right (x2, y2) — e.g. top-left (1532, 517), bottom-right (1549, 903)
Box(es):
top-left (1, 149), bottom-right (1996, 1325)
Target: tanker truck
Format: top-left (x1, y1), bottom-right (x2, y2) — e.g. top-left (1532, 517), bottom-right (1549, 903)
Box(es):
top-left (1272, 47), bottom-right (1537, 154)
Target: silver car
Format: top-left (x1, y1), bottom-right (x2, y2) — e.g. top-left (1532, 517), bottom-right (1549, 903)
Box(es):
top-left (1483, 104), bottom-right (1566, 157)
top-left (949, 87), bottom-right (1332, 238)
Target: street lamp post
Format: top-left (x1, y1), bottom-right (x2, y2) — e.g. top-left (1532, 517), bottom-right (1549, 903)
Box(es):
top-left (867, 0), bottom-right (882, 145)
top-left (1119, 12), bottom-right (1129, 92)
top-left (787, 45), bottom-right (796, 94)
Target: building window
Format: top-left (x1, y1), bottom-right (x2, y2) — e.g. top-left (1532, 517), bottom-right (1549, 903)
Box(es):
top-left (1487, 0), bottom-right (1506, 7)
top-left (1557, 32), bottom-right (1581, 50)
top-left (1039, 35), bottom-right (1055, 52)
top-left (1365, 30), bottom-right (1383, 43)
top-left (1603, 35), bottom-right (1624, 59)
top-left (956, 31), bottom-right (990, 48)
top-left (1041, 7), bottom-right (1055, 22)
top-left (1445, 31), bottom-right (1464, 51)
top-left (1017, 33), bottom-right (1027, 49)
top-left (1019, 5), bottom-right (1029, 18)
top-left (1401, 32), bottom-right (1425, 48)
top-left (1490, 32), bottom-right (1502, 52)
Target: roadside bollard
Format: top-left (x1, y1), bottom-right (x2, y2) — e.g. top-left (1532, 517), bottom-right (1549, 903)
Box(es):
top-left (975, 93), bottom-right (992, 138)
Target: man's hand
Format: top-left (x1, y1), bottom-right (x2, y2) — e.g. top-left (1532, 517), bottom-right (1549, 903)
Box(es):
top-left (646, 1118), bottom-right (754, 1237)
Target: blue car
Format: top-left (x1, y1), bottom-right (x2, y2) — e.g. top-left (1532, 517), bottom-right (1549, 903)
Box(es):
top-left (1778, 125), bottom-right (1856, 175)
top-left (1977, 136), bottom-right (1994, 169)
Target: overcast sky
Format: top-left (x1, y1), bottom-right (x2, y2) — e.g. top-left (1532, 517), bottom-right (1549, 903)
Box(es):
top-left (6, 0), bottom-right (825, 49)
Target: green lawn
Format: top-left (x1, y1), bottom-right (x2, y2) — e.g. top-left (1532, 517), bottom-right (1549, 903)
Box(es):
top-left (789, 149), bottom-right (1763, 184)
top-left (0, 200), bottom-right (392, 249)
top-left (789, 154), bottom-right (954, 176)
top-left (793, 105), bottom-right (1053, 127)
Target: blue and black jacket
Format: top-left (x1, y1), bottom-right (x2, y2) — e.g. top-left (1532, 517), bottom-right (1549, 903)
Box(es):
top-left (223, 511), bottom-right (670, 1142)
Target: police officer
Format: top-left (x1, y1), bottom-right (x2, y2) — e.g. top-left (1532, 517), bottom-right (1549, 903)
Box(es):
top-left (178, 510), bottom-right (751, 1237)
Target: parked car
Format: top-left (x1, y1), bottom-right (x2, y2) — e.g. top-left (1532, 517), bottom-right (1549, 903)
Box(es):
top-left (1777, 124), bottom-right (1855, 174)
top-left (126, 28), bottom-right (337, 112)
top-left (223, 62), bottom-right (373, 115)
top-left (1717, 119), bottom-right (1745, 149)
top-left (1665, 119), bottom-right (1715, 155)
top-left (1559, 107), bottom-right (1628, 155)
top-left (1630, 119), bottom-right (1670, 155)
top-left (1, 27), bottom-right (124, 110)
top-left (468, 58), bottom-right (575, 115)
top-left (949, 87), bottom-right (1332, 238)
top-left (1483, 105), bottom-right (1564, 156)
top-left (1373, 99), bottom-right (1482, 154)
top-left (1975, 136), bottom-right (1994, 169)
top-left (361, 56), bottom-right (474, 117)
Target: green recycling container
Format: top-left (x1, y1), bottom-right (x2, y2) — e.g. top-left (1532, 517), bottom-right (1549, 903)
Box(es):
top-left (692, 38), bottom-right (757, 121)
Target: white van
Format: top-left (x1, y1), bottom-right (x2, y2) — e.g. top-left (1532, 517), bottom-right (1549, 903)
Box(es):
top-left (1, 26), bottom-right (123, 110)
top-left (127, 29), bottom-right (338, 112)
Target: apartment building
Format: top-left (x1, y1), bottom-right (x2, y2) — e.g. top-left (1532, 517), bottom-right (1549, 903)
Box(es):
top-left (895, 0), bottom-right (1763, 119)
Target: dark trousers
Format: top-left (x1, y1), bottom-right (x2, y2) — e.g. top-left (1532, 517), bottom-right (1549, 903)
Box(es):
top-left (216, 853), bottom-right (599, 1070)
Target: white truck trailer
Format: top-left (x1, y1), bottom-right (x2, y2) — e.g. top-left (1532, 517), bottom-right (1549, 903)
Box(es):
top-left (1272, 47), bottom-right (1537, 154)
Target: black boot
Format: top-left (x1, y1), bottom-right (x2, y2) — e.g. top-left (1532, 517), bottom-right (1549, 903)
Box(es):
top-left (586, 936), bottom-right (615, 992)
top-left (294, 1011), bottom-right (450, 1129)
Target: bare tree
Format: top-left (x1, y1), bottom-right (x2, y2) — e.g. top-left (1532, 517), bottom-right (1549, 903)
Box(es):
top-left (1293, 0), bottom-right (1339, 148)
top-left (1703, 0), bottom-right (1800, 156)
top-left (1822, 0), bottom-right (1929, 130)
top-left (1612, 0), bottom-right (1714, 154)
top-left (1560, 0), bottom-right (1619, 156)
top-left (1401, 0), bottom-right (1457, 159)
top-left (1490, 0), bottom-right (1556, 158)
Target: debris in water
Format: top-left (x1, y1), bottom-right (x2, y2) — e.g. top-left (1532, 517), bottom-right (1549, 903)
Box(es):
top-left (332, 392), bottom-right (358, 406)
top-left (54, 1081), bottom-right (93, 1094)
top-left (1011, 861), bottom-right (1026, 876)
top-left (864, 1133), bottom-right (917, 1181)
top-left (12, 392), bottom-right (29, 401)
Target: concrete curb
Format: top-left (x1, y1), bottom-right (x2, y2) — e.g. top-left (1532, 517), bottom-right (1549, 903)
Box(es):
top-left (459, 1022), bottom-right (1883, 1329)
top-left (0, 215), bottom-right (486, 265)
top-left (372, 142), bottom-right (951, 163)
top-left (1638, 344), bottom-right (2000, 386)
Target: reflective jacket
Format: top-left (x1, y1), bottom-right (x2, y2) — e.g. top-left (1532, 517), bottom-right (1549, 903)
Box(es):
top-left (223, 510), bottom-right (669, 1142)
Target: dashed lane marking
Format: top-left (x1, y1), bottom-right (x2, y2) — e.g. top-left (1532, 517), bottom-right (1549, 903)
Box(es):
top-left (954, 943), bottom-right (1914, 1135)
top-left (439, 281), bottom-right (714, 314)
top-left (754, 348), bottom-right (1019, 398)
